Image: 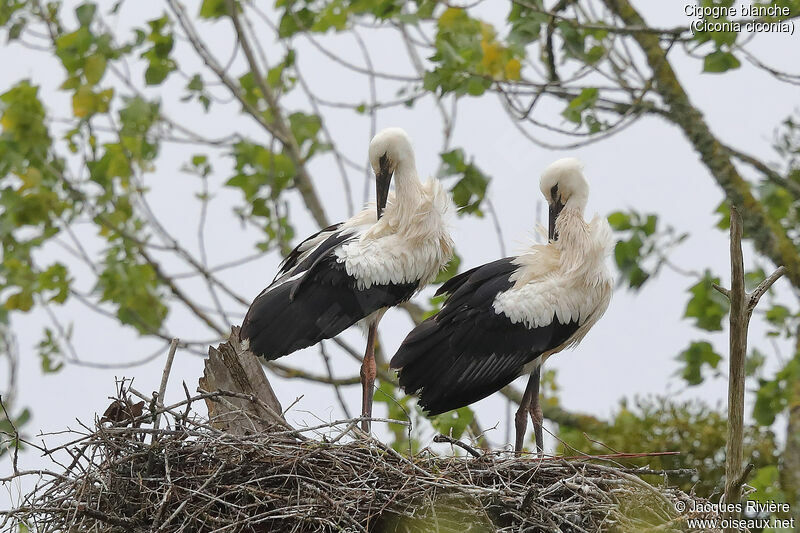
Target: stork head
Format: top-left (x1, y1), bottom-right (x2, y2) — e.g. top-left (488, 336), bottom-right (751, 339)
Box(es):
top-left (369, 128), bottom-right (414, 219)
top-left (539, 158), bottom-right (589, 241)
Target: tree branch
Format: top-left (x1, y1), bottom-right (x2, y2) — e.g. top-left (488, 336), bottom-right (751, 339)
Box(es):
top-left (748, 266), bottom-right (787, 314)
top-left (602, 0), bottom-right (800, 288)
top-left (225, 0), bottom-right (329, 229)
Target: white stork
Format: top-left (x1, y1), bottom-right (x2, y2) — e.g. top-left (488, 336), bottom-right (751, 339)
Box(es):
top-left (240, 128), bottom-right (454, 433)
top-left (390, 158), bottom-right (613, 453)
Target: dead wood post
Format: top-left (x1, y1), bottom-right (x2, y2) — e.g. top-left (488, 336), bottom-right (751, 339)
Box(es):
top-left (713, 206), bottom-right (786, 528)
top-left (199, 326), bottom-right (285, 435)
top-left (725, 206), bottom-right (747, 517)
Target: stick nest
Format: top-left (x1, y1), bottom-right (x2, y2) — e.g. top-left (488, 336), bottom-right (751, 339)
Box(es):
top-left (2, 386), bottom-right (722, 533)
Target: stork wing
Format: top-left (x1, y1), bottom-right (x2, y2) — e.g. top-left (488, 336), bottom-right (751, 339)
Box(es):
top-left (240, 223), bottom-right (419, 361)
top-left (391, 257), bottom-right (579, 416)
top-left (273, 222), bottom-right (345, 282)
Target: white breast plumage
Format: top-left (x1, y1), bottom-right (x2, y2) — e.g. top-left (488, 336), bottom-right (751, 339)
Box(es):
top-left (493, 213), bottom-right (614, 333)
top-left (336, 177), bottom-right (454, 290)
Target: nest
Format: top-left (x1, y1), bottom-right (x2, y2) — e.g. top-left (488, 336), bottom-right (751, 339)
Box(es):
top-left (2, 334), bottom-right (722, 532)
top-left (2, 389), bottom-right (722, 533)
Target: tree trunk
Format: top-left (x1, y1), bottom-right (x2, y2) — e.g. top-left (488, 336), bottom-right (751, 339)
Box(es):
top-left (780, 330), bottom-right (800, 524)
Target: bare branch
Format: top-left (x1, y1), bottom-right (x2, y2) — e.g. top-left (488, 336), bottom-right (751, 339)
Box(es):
top-left (152, 339), bottom-right (180, 439)
top-left (748, 266), bottom-right (787, 314)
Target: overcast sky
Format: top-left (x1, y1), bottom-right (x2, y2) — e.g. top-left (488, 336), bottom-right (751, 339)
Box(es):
top-left (2, 0), bottom-right (798, 508)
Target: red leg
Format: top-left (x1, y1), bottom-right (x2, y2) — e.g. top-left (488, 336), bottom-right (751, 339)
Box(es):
top-left (360, 323), bottom-right (378, 434)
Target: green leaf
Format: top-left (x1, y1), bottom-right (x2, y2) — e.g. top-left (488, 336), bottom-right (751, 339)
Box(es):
top-left (586, 44), bottom-right (605, 64)
top-left (765, 304), bottom-right (790, 326)
top-left (561, 88), bottom-right (598, 124)
top-left (5, 291), bottom-right (34, 312)
top-left (187, 74), bottom-right (203, 91)
top-left (430, 406), bottom-right (474, 440)
top-left (745, 348), bottom-right (766, 378)
top-left (507, 1), bottom-right (546, 46)
top-left (8, 19), bottom-right (25, 41)
top-left (144, 61), bottom-right (173, 85)
top-left (607, 211), bottom-right (631, 231)
top-left (748, 466), bottom-right (785, 504)
top-left (753, 353), bottom-right (800, 425)
top-left (94, 244), bottom-right (169, 334)
top-left (642, 215), bottom-right (657, 236)
top-left (676, 341), bottom-right (721, 386)
top-left (439, 149), bottom-right (490, 216)
top-left (703, 50), bottom-right (741, 73)
top-left (75, 2), bottom-right (97, 26)
top-left (434, 252), bottom-right (461, 284)
top-left (199, 0), bottom-right (228, 19)
top-left (71, 85), bottom-right (112, 118)
top-left (38, 262), bottom-right (70, 303)
top-left (714, 200), bottom-right (730, 229)
top-left (684, 272), bottom-right (729, 331)
top-left (288, 112), bottom-right (324, 158)
top-left (38, 328), bottom-right (64, 373)
top-left (84, 53), bottom-right (106, 85)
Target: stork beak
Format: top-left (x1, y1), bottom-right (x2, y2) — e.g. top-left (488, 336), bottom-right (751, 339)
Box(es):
top-left (376, 154), bottom-right (392, 219)
top-left (548, 185), bottom-right (564, 241)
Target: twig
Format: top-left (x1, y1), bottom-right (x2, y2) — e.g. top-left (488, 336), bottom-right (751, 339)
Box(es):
top-left (0, 395), bottom-right (20, 476)
top-left (730, 462), bottom-right (755, 496)
top-left (747, 265), bottom-right (787, 315)
top-left (433, 434), bottom-right (482, 458)
top-left (223, 0), bottom-right (330, 228)
top-left (152, 339), bottom-right (180, 440)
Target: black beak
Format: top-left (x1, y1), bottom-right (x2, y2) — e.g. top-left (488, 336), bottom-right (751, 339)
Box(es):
top-left (548, 184), bottom-right (564, 241)
top-left (376, 154), bottom-right (392, 219)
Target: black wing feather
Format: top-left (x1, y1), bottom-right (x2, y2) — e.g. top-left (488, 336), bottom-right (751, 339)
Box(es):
top-left (390, 257), bottom-right (579, 415)
top-left (241, 240), bottom-right (418, 361)
top-left (274, 222), bottom-right (344, 282)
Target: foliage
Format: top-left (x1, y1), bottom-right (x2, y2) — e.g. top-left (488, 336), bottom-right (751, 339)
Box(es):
top-left (424, 7), bottom-right (521, 97)
top-left (607, 210), bottom-right (687, 290)
top-left (374, 380), bottom-right (421, 453)
top-left (438, 149), bottom-right (490, 216)
top-left (676, 341), bottom-right (722, 386)
top-left (684, 271), bottom-right (730, 332)
top-left (0, 404), bottom-right (29, 458)
top-left (754, 350), bottom-right (800, 426)
top-left (558, 395), bottom-right (781, 500)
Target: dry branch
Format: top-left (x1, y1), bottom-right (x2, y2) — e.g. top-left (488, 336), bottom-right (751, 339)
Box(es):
top-left (711, 206), bottom-right (786, 528)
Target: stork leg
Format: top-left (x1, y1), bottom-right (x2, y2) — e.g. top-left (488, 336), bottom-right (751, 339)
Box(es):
top-left (360, 323), bottom-right (378, 434)
top-left (528, 365), bottom-right (544, 457)
top-left (514, 365), bottom-right (543, 455)
top-left (514, 366), bottom-right (537, 453)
